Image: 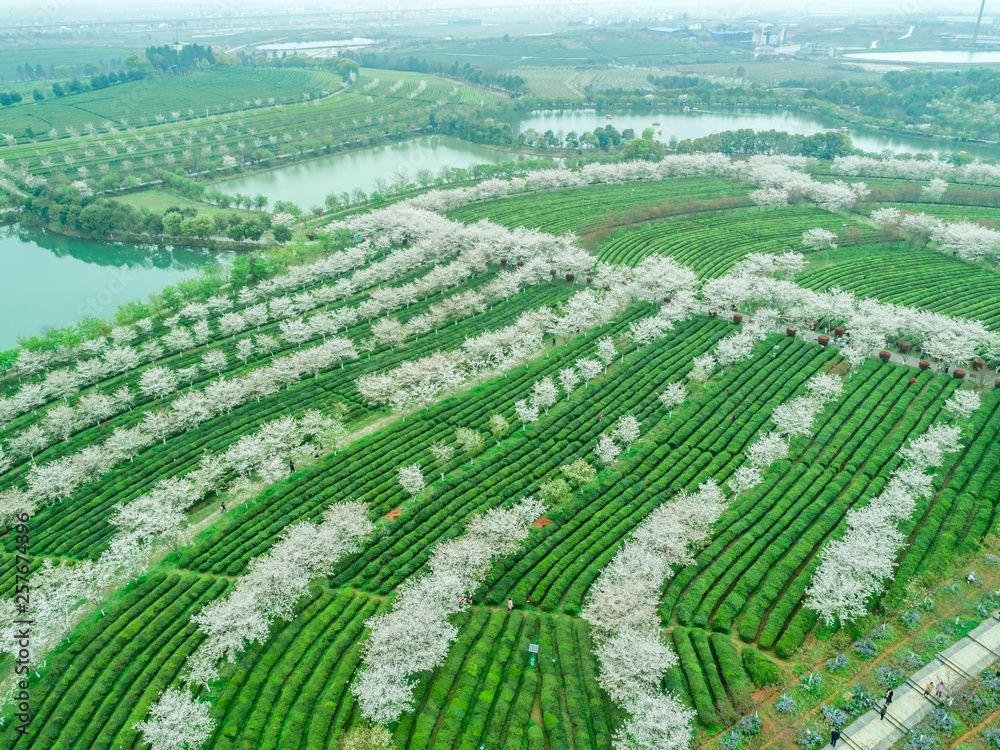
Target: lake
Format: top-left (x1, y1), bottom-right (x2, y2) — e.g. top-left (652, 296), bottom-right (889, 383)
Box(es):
top-left (517, 108), bottom-right (995, 158)
top-left (843, 50), bottom-right (1000, 64)
top-left (214, 135), bottom-right (517, 210)
top-left (0, 226), bottom-right (225, 350)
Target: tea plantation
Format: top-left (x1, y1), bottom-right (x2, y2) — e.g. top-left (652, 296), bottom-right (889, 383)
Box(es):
top-left (2, 168), bottom-right (999, 750)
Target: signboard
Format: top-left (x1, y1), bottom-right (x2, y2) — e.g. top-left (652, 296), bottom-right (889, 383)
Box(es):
top-left (528, 643), bottom-right (539, 654)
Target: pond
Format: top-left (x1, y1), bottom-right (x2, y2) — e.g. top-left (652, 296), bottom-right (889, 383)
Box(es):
top-left (516, 108), bottom-right (997, 158)
top-left (843, 50), bottom-right (1000, 64)
top-left (214, 135), bottom-right (518, 210)
top-left (0, 226), bottom-right (225, 350)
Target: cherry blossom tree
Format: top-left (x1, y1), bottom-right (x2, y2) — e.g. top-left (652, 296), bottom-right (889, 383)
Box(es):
top-left (513, 399), bottom-right (539, 431)
top-left (280, 319), bottom-right (313, 348)
top-left (944, 389), bottom-right (980, 422)
top-left (202, 350), bottom-right (227, 376)
top-left (923, 178), bottom-right (948, 200)
top-left (561, 458), bottom-right (597, 491)
top-left (612, 415), bottom-right (641, 453)
top-left (163, 327), bottom-right (194, 355)
top-left (236, 339), bottom-right (256, 365)
top-left (558, 367), bottom-right (580, 400)
top-left (531, 377), bottom-right (558, 415)
top-left (454, 427), bottom-right (485, 465)
top-left (43, 404), bottom-right (79, 443)
top-left (352, 497), bottom-right (544, 724)
top-left (581, 480), bottom-right (725, 750)
top-left (688, 353), bottom-right (716, 384)
top-left (772, 401), bottom-right (817, 444)
top-left (133, 687), bottom-right (214, 750)
top-left (11, 425), bottom-right (49, 462)
top-left (576, 358), bottom-right (603, 388)
top-left (807, 421), bottom-right (966, 626)
top-left (594, 434), bottom-right (621, 467)
top-left (488, 413), bottom-right (509, 445)
top-left (429, 442), bottom-right (454, 480)
top-left (397, 464), bottom-right (425, 499)
top-left (801, 228), bottom-right (837, 253)
top-left (746, 432), bottom-right (788, 470)
top-left (596, 336), bottom-right (618, 373)
top-left (180, 501), bottom-right (371, 690)
top-left (140, 366), bottom-right (179, 400)
top-left (658, 382), bottom-right (686, 417)
top-left (728, 466), bottom-right (764, 496)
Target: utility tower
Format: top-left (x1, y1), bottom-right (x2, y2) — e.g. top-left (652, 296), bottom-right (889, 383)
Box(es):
top-left (973, 0), bottom-right (987, 44)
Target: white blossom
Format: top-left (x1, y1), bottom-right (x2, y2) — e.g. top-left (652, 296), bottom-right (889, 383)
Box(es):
top-left (397, 464), bottom-right (425, 498)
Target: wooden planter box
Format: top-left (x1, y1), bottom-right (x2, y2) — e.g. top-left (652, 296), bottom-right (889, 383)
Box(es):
top-left (834, 326), bottom-right (845, 338)
top-left (818, 335), bottom-right (830, 346)
top-left (733, 313), bottom-right (743, 324)
top-left (919, 360), bottom-right (931, 370)
top-left (953, 369), bottom-right (967, 379)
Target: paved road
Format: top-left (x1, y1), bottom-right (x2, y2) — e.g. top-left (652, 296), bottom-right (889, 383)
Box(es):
top-left (822, 610), bottom-right (1000, 750)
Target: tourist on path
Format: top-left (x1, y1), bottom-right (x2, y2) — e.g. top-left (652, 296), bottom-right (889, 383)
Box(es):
top-left (220, 502), bottom-right (226, 515)
top-left (936, 681), bottom-right (944, 698)
top-left (879, 704), bottom-right (887, 721)
top-left (831, 729), bottom-right (841, 747)
top-left (885, 688), bottom-right (894, 705)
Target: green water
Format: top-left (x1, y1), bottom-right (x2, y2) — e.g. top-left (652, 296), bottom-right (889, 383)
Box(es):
top-left (214, 135), bottom-right (517, 209)
top-left (0, 226), bottom-right (224, 350)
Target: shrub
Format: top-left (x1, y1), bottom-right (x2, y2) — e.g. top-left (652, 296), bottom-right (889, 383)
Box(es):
top-left (853, 638), bottom-right (878, 660)
top-left (801, 671), bottom-right (823, 695)
top-left (927, 708), bottom-right (957, 734)
top-left (825, 654), bottom-right (848, 672)
top-left (742, 646), bottom-right (783, 687)
top-left (821, 706), bottom-right (850, 728)
top-left (796, 726), bottom-right (824, 750)
top-left (905, 733), bottom-right (937, 750)
top-left (776, 693), bottom-right (797, 714)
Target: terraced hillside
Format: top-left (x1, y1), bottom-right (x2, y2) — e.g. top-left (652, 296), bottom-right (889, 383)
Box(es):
top-left (2, 167), bottom-right (999, 750)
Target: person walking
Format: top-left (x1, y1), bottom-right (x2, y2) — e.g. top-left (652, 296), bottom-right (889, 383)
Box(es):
top-left (925, 681), bottom-right (933, 697)
top-left (831, 729), bottom-right (841, 748)
top-left (220, 502), bottom-right (227, 515)
top-left (507, 599), bottom-right (514, 612)
top-left (936, 681), bottom-right (944, 698)
top-left (885, 688), bottom-right (894, 705)
top-left (879, 703), bottom-right (887, 721)
top-left (598, 413), bottom-right (603, 421)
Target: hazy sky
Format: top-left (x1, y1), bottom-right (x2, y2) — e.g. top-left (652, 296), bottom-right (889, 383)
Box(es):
top-left (6, 0), bottom-right (980, 16)
top-left (2, 0), bottom-right (985, 26)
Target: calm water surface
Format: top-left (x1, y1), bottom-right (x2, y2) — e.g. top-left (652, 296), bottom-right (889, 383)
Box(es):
top-left (214, 135), bottom-right (515, 209)
top-left (1, 226), bottom-right (224, 350)
top-left (844, 50), bottom-right (1000, 64)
